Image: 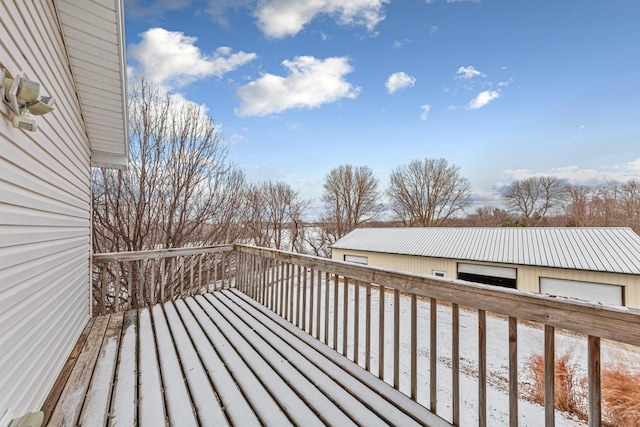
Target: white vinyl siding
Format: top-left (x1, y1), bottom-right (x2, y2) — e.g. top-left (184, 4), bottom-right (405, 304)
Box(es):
top-left (0, 0), bottom-right (91, 418)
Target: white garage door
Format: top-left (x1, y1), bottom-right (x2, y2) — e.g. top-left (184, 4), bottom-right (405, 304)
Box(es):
top-left (540, 278), bottom-right (623, 306)
top-left (458, 263), bottom-right (516, 279)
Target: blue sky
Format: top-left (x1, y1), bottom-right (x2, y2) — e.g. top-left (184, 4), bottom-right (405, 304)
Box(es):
top-left (124, 0), bottom-right (640, 211)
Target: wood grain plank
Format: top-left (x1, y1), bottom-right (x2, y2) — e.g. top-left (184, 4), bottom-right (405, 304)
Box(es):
top-left (109, 310), bottom-right (138, 427)
top-left (79, 312), bottom-right (124, 427)
top-left (41, 318), bottom-right (94, 425)
top-left (47, 316), bottom-right (109, 426)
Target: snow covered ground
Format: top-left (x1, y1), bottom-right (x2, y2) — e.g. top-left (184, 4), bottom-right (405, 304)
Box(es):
top-left (274, 276), bottom-right (640, 426)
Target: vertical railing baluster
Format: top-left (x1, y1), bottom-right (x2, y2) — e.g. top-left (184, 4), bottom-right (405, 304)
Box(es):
top-left (114, 263), bottom-right (120, 312)
top-left (316, 270), bottom-right (322, 340)
top-left (411, 293), bottom-right (417, 400)
top-left (545, 325), bottom-right (555, 427)
top-left (278, 262), bottom-right (285, 316)
top-left (207, 254), bottom-right (211, 293)
top-left (289, 264), bottom-right (295, 323)
top-left (198, 254), bottom-right (202, 293)
top-left (509, 316), bottom-right (519, 427)
top-left (284, 263), bottom-right (290, 321)
top-left (151, 259), bottom-right (156, 305)
top-left (393, 289), bottom-right (400, 389)
top-left (430, 298), bottom-right (437, 412)
top-left (295, 265), bottom-right (301, 326)
top-left (479, 309), bottom-right (487, 427)
top-left (353, 280), bottom-right (360, 364)
top-left (170, 258), bottom-right (175, 300)
top-left (221, 251), bottom-right (226, 288)
top-left (588, 335), bottom-right (601, 427)
top-left (366, 282), bottom-right (371, 372)
top-left (309, 269), bottom-right (315, 334)
top-left (101, 263), bottom-right (107, 315)
top-left (333, 274), bottom-right (339, 350)
top-left (160, 258), bottom-right (165, 302)
top-left (180, 257), bottom-right (184, 297)
top-left (342, 277), bottom-right (349, 357)
top-left (213, 253), bottom-right (218, 291)
top-left (379, 284), bottom-right (385, 380)
top-left (302, 266), bottom-right (308, 330)
top-left (452, 303), bottom-right (460, 425)
top-left (189, 255), bottom-right (194, 296)
top-left (139, 259), bottom-right (145, 308)
top-left (324, 272), bottom-right (330, 345)
top-left (127, 263), bottom-right (133, 310)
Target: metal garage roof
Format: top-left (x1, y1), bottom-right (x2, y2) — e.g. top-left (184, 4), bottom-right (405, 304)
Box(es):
top-left (331, 227), bottom-right (640, 274)
top-left (56, 0), bottom-right (129, 169)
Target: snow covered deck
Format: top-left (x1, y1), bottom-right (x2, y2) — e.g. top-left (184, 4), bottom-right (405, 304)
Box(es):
top-left (42, 288), bottom-right (449, 426)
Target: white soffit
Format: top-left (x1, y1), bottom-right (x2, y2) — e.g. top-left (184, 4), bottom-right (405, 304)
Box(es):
top-left (56, 0), bottom-right (129, 169)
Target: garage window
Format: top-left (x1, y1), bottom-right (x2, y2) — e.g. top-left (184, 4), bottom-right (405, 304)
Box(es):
top-left (344, 254), bottom-right (368, 265)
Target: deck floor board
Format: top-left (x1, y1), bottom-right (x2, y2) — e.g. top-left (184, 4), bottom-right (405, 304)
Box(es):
top-left (44, 289), bottom-right (449, 427)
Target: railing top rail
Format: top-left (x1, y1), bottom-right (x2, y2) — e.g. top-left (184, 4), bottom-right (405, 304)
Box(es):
top-left (93, 244), bottom-right (235, 263)
top-left (234, 244), bottom-right (640, 347)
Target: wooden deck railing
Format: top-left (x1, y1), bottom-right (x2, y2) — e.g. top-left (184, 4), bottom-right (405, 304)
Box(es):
top-left (233, 245), bottom-right (640, 427)
top-left (92, 244), bottom-right (640, 426)
top-left (92, 245), bottom-right (235, 316)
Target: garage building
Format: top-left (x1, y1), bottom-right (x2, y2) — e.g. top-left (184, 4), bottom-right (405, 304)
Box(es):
top-left (331, 227), bottom-right (640, 309)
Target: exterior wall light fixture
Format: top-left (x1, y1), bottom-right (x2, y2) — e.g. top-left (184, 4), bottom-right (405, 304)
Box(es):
top-left (1, 68), bottom-right (55, 132)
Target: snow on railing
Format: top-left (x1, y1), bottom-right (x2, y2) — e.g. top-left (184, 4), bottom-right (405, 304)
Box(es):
top-left (92, 245), bottom-right (235, 316)
top-left (234, 244), bottom-right (640, 427)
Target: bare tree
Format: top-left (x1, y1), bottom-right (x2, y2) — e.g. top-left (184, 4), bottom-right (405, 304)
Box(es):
top-left (244, 181), bottom-right (309, 251)
top-left (467, 205), bottom-right (514, 227)
top-left (321, 165), bottom-right (383, 240)
top-left (386, 158), bottom-right (471, 226)
top-left (92, 78), bottom-right (247, 253)
top-left (619, 179), bottom-right (640, 232)
top-left (503, 176), bottom-right (566, 226)
top-left (564, 184), bottom-right (595, 227)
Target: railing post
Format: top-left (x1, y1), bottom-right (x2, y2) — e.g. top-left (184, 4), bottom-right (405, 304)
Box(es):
top-left (342, 277), bottom-right (349, 358)
top-left (353, 279), bottom-right (359, 363)
top-left (114, 263), bottom-right (120, 313)
top-left (430, 298), bottom-right (437, 412)
top-left (588, 336), bottom-right (601, 427)
top-left (509, 317), bottom-right (518, 427)
top-left (479, 309), bottom-right (487, 427)
top-left (544, 325), bottom-right (555, 427)
top-left (410, 293), bottom-right (417, 400)
top-left (378, 284), bottom-right (385, 380)
top-left (221, 251), bottom-right (226, 288)
top-left (101, 263), bottom-right (107, 316)
top-left (393, 288), bottom-right (400, 390)
top-left (452, 303), bottom-right (460, 425)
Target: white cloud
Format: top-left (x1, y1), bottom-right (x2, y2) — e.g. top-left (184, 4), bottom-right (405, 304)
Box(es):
top-left (393, 38), bottom-right (411, 48)
top-left (420, 104), bottom-right (431, 120)
top-left (385, 71), bottom-right (416, 94)
top-left (456, 65), bottom-right (485, 79)
top-left (254, 0), bottom-right (389, 38)
top-left (468, 90), bottom-right (499, 109)
top-left (128, 28), bottom-right (256, 90)
top-left (235, 56), bottom-right (359, 117)
top-left (502, 160), bottom-right (640, 186)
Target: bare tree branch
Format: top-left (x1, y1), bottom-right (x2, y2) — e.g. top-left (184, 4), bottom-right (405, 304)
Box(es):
top-left (386, 158), bottom-right (471, 226)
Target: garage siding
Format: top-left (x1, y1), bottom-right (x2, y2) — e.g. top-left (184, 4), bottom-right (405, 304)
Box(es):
top-left (331, 249), bottom-right (640, 308)
top-left (0, 0), bottom-right (91, 418)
